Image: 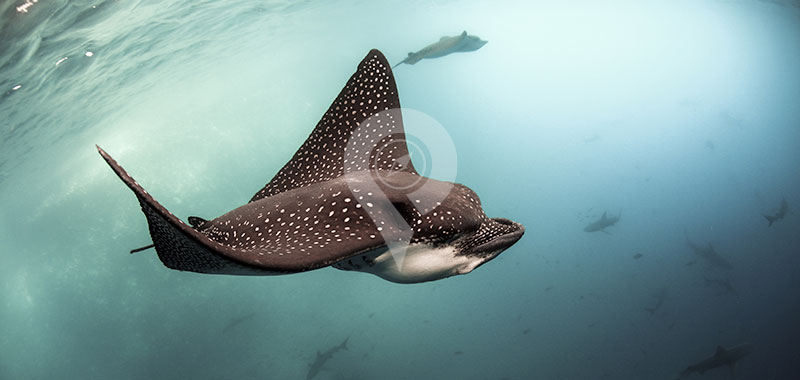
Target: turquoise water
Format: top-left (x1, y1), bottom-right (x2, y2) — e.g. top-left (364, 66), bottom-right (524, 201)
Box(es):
top-left (2, 0), bottom-right (799, 379)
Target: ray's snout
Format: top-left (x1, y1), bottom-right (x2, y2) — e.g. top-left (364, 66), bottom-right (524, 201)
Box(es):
top-left (485, 217), bottom-right (525, 251)
top-left (462, 217), bottom-right (525, 258)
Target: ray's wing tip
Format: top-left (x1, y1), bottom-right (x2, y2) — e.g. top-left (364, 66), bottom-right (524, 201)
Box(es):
top-left (95, 145), bottom-right (121, 171)
top-left (365, 49), bottom-right (390, 68)
top-left (367, 48), bottom-right (385, 58)
top-left (95, 145), bottom-right (117, 167)
top-left (94, 145), bottom-right (138, 191)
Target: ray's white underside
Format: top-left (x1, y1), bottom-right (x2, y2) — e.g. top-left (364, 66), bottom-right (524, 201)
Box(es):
top-left (333, 243), bottom-right (489, 283)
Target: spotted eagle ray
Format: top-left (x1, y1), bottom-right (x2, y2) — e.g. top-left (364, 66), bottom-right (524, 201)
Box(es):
top-left (392, 31), bottom-right (487, 68)
top-left (97, 49), bottom-right (524, 284)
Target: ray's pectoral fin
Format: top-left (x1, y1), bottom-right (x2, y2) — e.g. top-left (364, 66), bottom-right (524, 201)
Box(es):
top-left (250, 49), bottom-right (415, 202)
top-left (96, 146), bottom-right (272, 275)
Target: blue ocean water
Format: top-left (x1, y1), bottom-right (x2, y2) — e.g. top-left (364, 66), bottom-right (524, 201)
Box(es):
top-left (2, 0), bottom-right (799, 379)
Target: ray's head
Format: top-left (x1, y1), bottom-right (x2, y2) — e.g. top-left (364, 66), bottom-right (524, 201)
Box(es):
top-left (375, 171), bottom-right (525, 277)
top-left (462, 33), bottom-right (488, 52)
